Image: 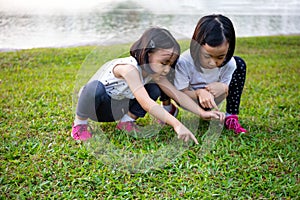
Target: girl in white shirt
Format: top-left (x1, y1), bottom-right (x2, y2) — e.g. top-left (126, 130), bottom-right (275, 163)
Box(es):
top-left (72, 27), bottom-right (225, 143)
top-left (162, 14), bottom-right (247, 134)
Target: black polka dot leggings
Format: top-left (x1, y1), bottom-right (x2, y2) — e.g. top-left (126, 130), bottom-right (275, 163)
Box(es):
top-left (226, 56), bottom-right (247, 115)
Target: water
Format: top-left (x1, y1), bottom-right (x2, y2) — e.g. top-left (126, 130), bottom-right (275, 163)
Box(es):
top-left (0, 0), bottom-right (299, 51)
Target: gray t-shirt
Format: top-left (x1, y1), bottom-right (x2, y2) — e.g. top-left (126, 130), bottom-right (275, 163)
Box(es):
top-left (174, 49), bottom-right (236, 91)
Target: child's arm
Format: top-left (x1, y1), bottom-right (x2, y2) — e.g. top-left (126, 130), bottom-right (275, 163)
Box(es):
top-left (157, 77), bottom-right (224, 121)
top-left (178, 87), bottom-right (218, 108)
top-left (114, 64), bottom-right (199, 144)
top-left (179, 86), bottom-right (224, 111)
top-left (205, 82), bottom-right (228, 98)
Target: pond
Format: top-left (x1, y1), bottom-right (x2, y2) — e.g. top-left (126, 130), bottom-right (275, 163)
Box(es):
top-left (0, 0), bottom-right (299, 51)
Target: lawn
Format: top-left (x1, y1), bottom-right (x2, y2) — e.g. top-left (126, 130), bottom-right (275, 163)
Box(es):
top-left (0, 35), bottom-right (299, 199)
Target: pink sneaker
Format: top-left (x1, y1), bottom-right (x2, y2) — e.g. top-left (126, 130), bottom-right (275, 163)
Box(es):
top-left (116, 121), bottom-right (139, 132)
top-left (71, 124), bottom-right (92, 141)
top-left (225, 115), bottom-right (247, 134)
top-left (158, 103), bottom-right (179, 124)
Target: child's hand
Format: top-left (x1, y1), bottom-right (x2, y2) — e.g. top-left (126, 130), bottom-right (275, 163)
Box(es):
top-left (205, 82), bottom-right (228, 98)
top-left (196, 89), bottom-right (218, 110)
top-left (174, 124), bottom-right (199, 144)
top-left (200, 110), bottom-right (225, 122)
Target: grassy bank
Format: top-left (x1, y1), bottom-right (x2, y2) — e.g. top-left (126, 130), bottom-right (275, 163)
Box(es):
top-left (1, 35), bottom-right (299, 199)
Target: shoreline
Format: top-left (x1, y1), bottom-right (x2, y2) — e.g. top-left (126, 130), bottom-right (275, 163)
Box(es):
top-left (1, 34), bottom-right (299, 53)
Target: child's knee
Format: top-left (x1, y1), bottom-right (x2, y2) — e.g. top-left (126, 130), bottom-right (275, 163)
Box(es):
top-left (234, 56), bottom-right (247, 70)
top-left (145, 83), bottom-right (161, 100)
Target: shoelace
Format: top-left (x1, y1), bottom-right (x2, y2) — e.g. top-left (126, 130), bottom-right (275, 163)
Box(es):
top-left (127, 121), bottom-right (139, 131)
top-left (73, 124), bottom-right (88, 138)
top-left (226, 118), bottom-right (241, 130)
top-left (80, 124), bottom-right (88, 132)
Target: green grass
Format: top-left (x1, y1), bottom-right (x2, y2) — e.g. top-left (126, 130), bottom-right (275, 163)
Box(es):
top-left (1, 35), bottom-right (299, 199)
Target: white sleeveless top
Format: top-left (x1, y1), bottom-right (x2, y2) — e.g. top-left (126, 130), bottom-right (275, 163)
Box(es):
top-left (89, 56), bottom-right (152, 100)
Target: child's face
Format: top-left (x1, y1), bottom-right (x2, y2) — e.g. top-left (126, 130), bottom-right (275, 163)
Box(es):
top-left (148, 48), bottom-right (177, 81)
top-left (199, 41), bottom-right (229, 69)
